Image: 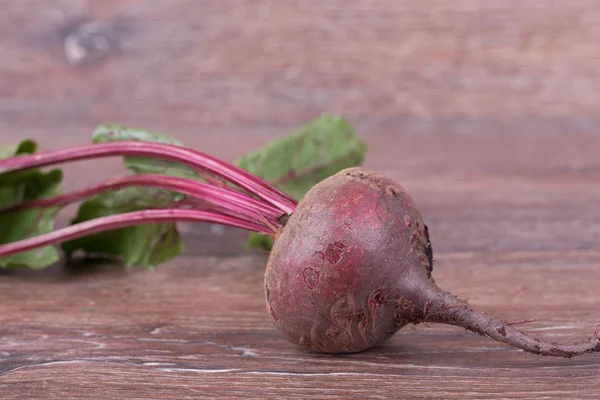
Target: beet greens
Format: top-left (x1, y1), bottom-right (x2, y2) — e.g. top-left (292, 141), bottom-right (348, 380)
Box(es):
top-left (0, 116), bottom-right (365, 267)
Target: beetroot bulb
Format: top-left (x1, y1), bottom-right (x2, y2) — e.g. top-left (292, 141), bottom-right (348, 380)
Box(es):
top-left (265, 167), bottom-right (600, 357)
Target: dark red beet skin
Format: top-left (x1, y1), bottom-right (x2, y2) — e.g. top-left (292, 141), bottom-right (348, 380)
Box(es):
top-left (265, 168), bottom-right (432, 353)
top-left (265, 167), bottom-right (600, 357)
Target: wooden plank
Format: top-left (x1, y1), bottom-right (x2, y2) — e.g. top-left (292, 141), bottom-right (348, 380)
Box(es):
top-left (2, 0), bottom-right (600, 128)
top-left (1, 252), bottom-right (600, 399)
top-left (2, 0), bottom-right (600, 398)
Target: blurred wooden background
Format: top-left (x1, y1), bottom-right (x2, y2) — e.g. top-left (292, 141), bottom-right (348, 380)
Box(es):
top-left (1, 1), bottom-right (600, 399)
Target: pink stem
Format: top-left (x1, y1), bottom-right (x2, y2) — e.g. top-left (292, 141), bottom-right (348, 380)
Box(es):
top-left (0, 209), bottom-right (273, 258)
top-left (0, 141), bottom-right (297, 214)
top-left (2, 174), bottom-right (284, 222)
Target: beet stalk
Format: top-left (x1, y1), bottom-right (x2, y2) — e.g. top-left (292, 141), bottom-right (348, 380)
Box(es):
top-left (0, 141), bottom-right (297, 214)
top-left (1, 174), bottom-right (284, 223)
top-left (0, 209), bottom-right (274, 258)
top-left (0, 143), bottom-right (290, 262)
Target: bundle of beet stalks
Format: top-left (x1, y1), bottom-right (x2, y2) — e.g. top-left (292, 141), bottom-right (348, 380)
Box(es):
top-left (1, 117), bottom-right (598, 357)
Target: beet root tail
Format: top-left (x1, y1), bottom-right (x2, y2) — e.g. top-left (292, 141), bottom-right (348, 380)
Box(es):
top-left (397, 285), bottom-right (600, 358)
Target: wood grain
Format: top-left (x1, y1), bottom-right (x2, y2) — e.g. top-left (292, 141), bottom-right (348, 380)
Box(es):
top-left (1, 1), bottom-right (600, 398)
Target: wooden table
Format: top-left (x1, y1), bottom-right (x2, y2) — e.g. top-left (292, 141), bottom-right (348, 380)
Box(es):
top-left (1, 1), bottom-right (600, 398)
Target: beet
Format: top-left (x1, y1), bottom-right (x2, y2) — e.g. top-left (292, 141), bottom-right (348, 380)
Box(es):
top-left (265, 167), bottom-right (600, 357)
top-left (2, 142), bottom-right (598, 358)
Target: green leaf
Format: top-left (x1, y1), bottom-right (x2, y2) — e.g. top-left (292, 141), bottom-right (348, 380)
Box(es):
top-left (236, 114), bottom-right (367, 250)
top-left (0, 139), bottom-right (37, 159)
top-left (92, 125), bottom-right (200, 179)
top-left (0, 140), bottom-right (63, 269)
top-left (62, 125), bottom-right (203, 268)
top-left (61, 187), bottom-right (184, 268)
top-left (245, 232), bottom-right (274, 252)
top-left (64, 125), bottom-right (197, 268)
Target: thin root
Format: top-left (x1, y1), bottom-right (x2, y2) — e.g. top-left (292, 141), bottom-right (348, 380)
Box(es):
top-left (507, 319), bottom-right (537, 326)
